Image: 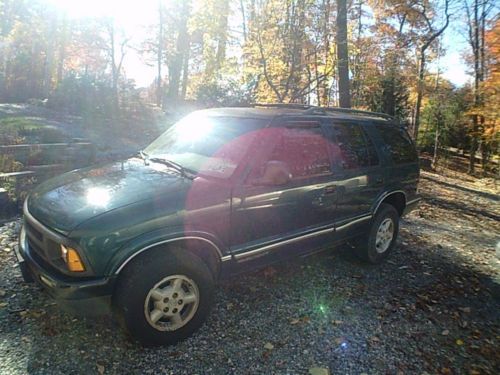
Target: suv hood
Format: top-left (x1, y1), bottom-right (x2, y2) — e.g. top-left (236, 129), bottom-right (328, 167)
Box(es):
top-left (28, 158), bottom-right (188, 233)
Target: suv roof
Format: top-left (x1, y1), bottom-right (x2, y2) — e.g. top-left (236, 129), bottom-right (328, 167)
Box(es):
top-left (200, 104), bottom-right (398, 124)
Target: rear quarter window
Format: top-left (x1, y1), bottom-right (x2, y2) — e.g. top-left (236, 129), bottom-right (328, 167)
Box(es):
top-left (331, 123), bottom-right (379, 169)
top-left (375, 125), bottom-right (418, 164)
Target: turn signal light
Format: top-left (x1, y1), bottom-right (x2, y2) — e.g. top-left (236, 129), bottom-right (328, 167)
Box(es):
top-left (60, 245), bottom-right (85, 272)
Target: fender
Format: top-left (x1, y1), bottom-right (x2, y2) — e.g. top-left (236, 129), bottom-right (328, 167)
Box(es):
top-left (108, 227), bottom-right (229, 275)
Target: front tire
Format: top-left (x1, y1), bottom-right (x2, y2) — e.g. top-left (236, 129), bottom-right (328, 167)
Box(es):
top-left (113, 247), bottom-right (215, 346)
top-left (354, 203), bottom-right (399, 264)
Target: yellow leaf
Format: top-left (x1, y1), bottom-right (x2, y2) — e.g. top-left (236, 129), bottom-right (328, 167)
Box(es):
top-left (309, 368), bottom-right (330, 375)
top-left (264, 342), bottom-right (274, 350)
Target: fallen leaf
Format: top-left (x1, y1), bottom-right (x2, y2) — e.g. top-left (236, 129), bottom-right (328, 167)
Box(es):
top-left (440, 368), bottom-right (452, 375)
top-left (289, 318), bottom-right (300, 325)
top-left (31, 310), bottom-right (43, 318)
top-left (458, 307), bottom-right (471, 313)
top-left (97, 364), bottom-right (105, 375)
top-left (309, 368), bottom-right (330, 375)
top-left (263, 267), bottom-right (277, 278)
top-left (332, 320), bottom-right (343, 325)
top-left (456, 339), bottom-right (464, 346)
top-left (441, 330), bottom-right (450, 336)
top-left (263, 342), bottom-right (274, 350)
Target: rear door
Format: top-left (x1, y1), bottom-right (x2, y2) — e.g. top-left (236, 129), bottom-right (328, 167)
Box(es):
top-left (372, 124), bottom-right (419, 200)
top-left (323, 120), bottom-right (384, 238)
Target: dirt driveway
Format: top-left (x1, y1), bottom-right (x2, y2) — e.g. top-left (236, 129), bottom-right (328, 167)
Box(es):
top-left (0, 170), bottom-right (498, 375)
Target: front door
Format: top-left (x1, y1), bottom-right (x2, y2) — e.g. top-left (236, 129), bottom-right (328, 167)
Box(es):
top-left (230, 120), bottom-right (338, 260)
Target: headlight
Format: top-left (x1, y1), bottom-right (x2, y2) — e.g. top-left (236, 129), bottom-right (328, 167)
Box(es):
top-left (60, 244), bottom-right (86, 272)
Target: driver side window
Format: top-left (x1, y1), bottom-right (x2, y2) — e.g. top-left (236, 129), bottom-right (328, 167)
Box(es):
top-left (250, 124), bottom-right (332, 183)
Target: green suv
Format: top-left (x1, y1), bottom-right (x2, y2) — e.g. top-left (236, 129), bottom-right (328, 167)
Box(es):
top-left (16, 105), bottom-right (420, 346)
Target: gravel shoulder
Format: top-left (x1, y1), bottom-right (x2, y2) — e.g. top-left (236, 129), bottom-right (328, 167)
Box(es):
top-left (0, 170), bottom-right (499, 375)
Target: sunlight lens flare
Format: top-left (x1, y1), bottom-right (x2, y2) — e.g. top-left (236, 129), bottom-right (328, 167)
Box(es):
top-left (86, 187), bottom-right (111, 207)
top-left (175, 114), bottom-right (215, 143)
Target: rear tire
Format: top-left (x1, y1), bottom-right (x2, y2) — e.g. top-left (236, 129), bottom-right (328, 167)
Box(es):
top-left (113, 247), bottom-right (215, 346)
top-left (354, 203), bottom-right (399, 264)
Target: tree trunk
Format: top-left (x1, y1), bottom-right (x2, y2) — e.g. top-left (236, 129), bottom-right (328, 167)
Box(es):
top-left (43, 15), bottom-right (58, 97)
top-left (56, 16), bottom-right (68, 87)
top-left (468, 0), bottom-right (480, 174)
top-left (432, 125), bottom-right (439, 167)
top-left (181, 42), bottom-right (190, 100)
top-left (157, 1), bottom-right (164, 107)
top-left (215, 0), bottom-right (229, 72)
top-left (240, 0), bottom-right (247, 42)
top-left (321, 0), bottom-right (332, 106)
top-left (413, 0), bottom-right (450, 141)
top-left (166, 1), bottom-right (189, 104)
top-left (413, 51), bottom-right (425, 140)
top-left (110, 29), bottom-right (119, 115)
top-left (336, 0), bottom-right (351, 108)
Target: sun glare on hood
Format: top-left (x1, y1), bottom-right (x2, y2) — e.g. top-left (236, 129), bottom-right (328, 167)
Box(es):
top-left (86, 187), bottom-right (111, 207)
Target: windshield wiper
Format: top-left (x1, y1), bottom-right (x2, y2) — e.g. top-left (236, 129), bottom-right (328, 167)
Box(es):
top-left (138, 150), bottom-right (150, 165)
top-left (138, 150), bottom-right (195, 179)
top-left (149, 157), bottom-right (195, 180)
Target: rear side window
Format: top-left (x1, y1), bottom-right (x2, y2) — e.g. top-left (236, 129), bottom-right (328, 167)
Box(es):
top-left (375, 125), bottom-right (418, 164)
top-left (332, 123), bottom-right (379, 169)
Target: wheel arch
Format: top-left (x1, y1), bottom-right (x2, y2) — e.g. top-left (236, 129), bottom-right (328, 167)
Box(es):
top-left (373, 190), bottom-right (407, 216)
top-left (113, 236), bottom-right (226, 279)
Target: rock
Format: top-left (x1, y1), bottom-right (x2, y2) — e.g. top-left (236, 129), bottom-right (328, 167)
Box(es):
top-left (309, 368), bottom-right (330, 375)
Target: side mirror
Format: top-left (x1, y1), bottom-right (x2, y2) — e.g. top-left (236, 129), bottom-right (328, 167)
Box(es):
top-left (252, 160), bottom-right (291, 186)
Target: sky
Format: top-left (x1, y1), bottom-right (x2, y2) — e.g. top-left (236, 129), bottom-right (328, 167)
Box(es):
top-left (439, 21), bottom-right (471, 87)
top-left (49, 0), bottom-right (472, 89)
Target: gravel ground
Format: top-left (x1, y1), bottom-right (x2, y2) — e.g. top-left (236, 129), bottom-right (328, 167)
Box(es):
top-left (0, 170), bottom-right (499, 375)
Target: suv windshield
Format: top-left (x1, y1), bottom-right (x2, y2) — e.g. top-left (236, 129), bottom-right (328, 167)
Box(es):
top-left (144, 113), bottom-right (267, 179)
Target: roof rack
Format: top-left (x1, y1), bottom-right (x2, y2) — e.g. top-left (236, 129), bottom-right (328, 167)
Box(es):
top-left (303, 106), bottom-right (395, 121)
top-left (252, 103), bottom-right (313, 110)
top-left (250, 103), bottom-right (395, 122)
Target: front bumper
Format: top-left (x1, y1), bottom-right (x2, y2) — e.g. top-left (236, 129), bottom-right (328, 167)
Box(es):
top-left (16, 226), bottom-right (115, 316)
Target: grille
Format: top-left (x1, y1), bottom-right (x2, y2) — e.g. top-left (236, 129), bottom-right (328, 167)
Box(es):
top-left (24, 217), bottom-right (66, 271)
top-left (26, 221), bottom-right (43, 242)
